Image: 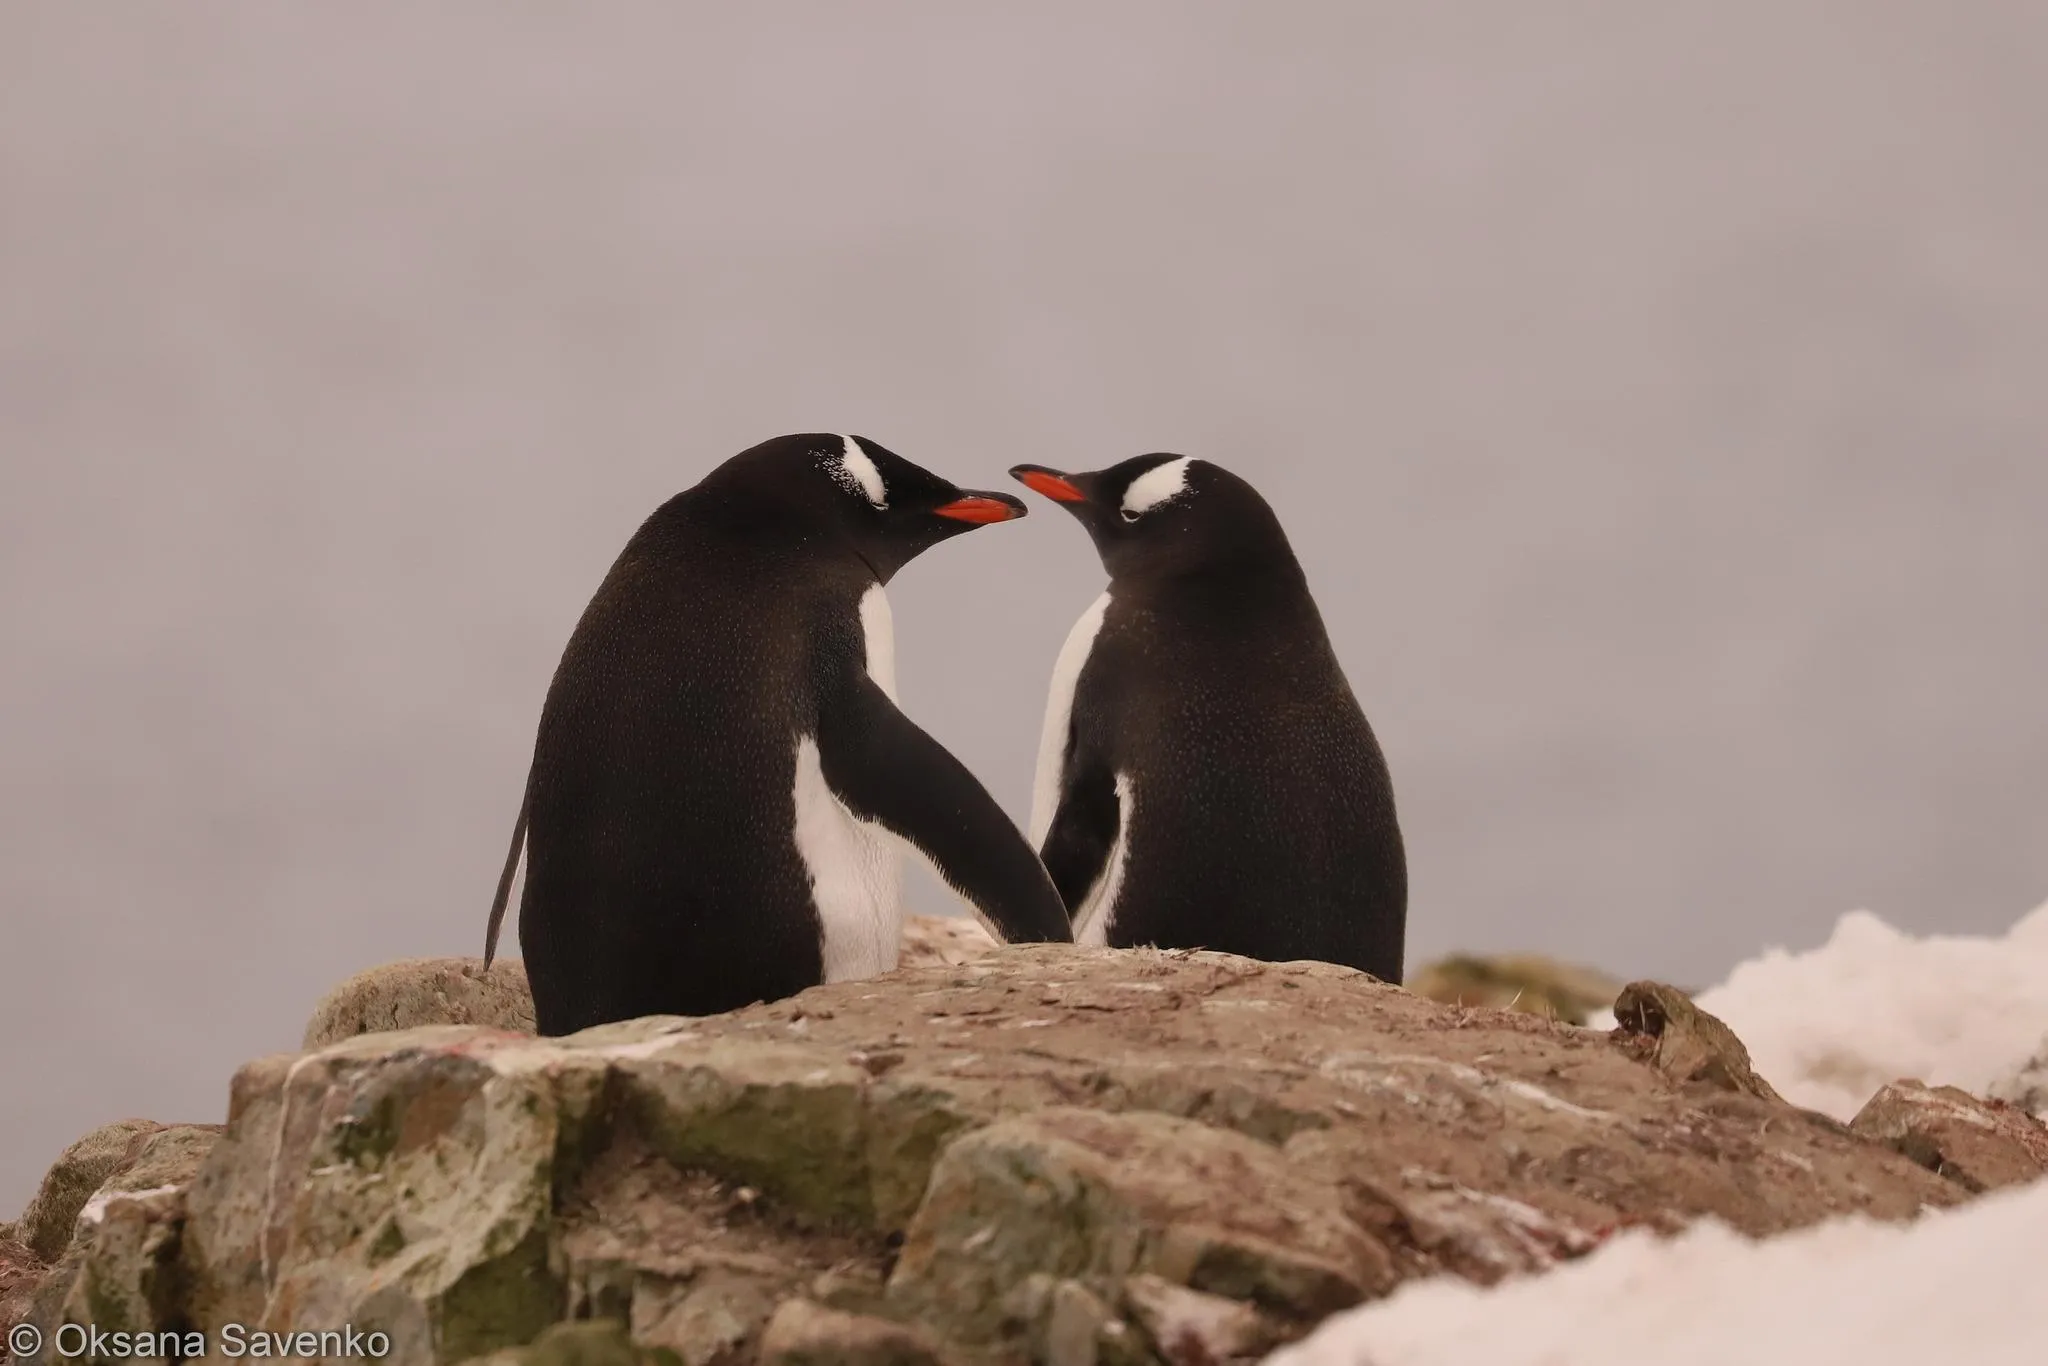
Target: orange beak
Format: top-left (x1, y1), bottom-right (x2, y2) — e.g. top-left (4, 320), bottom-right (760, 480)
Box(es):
top-left (1010, 467), bottom-right (1087, 503)
top-left (932, 494), bottom-right (1026, 524)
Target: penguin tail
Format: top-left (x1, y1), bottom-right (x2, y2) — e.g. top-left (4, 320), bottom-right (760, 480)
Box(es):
top-left (483, 779), bottom-right (531, 967)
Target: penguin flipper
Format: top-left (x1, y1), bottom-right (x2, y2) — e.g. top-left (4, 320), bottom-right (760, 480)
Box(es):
top-left (483, 780), bottom-right (531, 968)
top-left (1038, 756), bottom-right (1120, 921)
top-left (817, 678), bottom-right (1073, 944)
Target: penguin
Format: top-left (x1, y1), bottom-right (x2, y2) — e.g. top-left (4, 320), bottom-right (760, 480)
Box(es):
top-left (1008, 454), bottom-right (1407, 982)
top-left (486, 434), bottom-right (1071, 1035)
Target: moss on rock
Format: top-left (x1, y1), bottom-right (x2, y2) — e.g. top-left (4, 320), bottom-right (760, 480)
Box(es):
top-left (1613, 981), bottom-right (1785, 1102)
top-left (33, 941), bottom-right (1984, 1365)
top-left (14, 1120), bottom-right (164, 1263)
top-left (617, 1043), bottom-right (872, 1230)
top-left (886, 1107), bottom-right (1391, 1348)
top-left (441, 1229), bottom-right (564, 1362)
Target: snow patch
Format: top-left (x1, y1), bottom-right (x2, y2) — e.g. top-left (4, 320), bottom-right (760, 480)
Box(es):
top-left (1268, 1175), bottom-right (2048, 1366)
top-left (1305, 897), bottom-right (2048, 1365)
top-left (1683, 898), bottom-right (2048, 1120)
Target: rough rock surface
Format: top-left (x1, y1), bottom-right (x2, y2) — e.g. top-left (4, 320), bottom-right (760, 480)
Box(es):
top-left (1848, 1080), bottom-right (2048, 1194)
top-left (304, 957), bottom-right (538, 1048)
top-left (1988, 1034), bottom-right (2048, 1116)
top-left (11, 1119), bottom-right (168, 1263)
top-left (757, 1298), bottom-right (946, 1366)
top-left (301, 918), bottom-right (997, 1052)
top-left (1, 1231), bottom-right (42, 1345)
top-left (463, 1319), bottom-right (689, 1366)
top-left (1122, 1273), bottom-right (1284, 1363)
top-left (19, 945), bottom-right (1971, 1366)
top-left (1611, 980), bottom-right (1786, 1104)
top-left (1406, 954), bottom-right (1628, 1026)
top-left (897, 916), bottom-right (998, 969)
top-left (18, 1124), bottom-right (222, 1355)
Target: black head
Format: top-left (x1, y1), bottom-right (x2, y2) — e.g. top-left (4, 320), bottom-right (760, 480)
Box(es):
top-left (1008, 453), bottom-right (1291, 581)
top-left (698, 433), bottom-right (1028, 582)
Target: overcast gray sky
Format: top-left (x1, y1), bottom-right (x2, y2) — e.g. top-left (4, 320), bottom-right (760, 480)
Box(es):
top-left (4, 2), bottom-right (2045, 1212)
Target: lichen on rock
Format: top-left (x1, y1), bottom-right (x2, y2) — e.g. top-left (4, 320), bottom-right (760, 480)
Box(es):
top-left (1612, 980), bottom-right (1785, 1103)
top-left (11, 942), bottom-right (1991, 1366)
top-left (886, 1106), bottom-right (1392, 1345)
top-left (177, 1027), bottom-right (591, 1362)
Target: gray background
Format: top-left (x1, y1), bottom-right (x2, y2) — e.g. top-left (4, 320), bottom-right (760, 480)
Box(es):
top-left (3, 2), bottom-right (2044, 1213)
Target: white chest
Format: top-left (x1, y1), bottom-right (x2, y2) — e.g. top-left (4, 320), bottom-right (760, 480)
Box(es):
top-left (858, 582), bottom-right (897, 702)
top-left (788, 583), bottom-right (905, 981)
top-left (1071, 771), bottom-right (1134, 946)
top-left (1029, 591), bottom-right (1111, 847)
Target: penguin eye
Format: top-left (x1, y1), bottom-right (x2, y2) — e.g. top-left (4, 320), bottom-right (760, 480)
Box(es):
top-left (1120, 509), bottom-right (1140, 523)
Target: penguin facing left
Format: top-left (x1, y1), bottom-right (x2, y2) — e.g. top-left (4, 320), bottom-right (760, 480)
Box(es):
top-left (1009, 454), bottom-right (1407, 983)
top-left (485, 434), bottom-right (1072, 1035)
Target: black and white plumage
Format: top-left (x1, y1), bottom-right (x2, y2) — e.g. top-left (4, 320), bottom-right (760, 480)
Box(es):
top-left (487, 434), bottom-right (1070, 1035)
top-left (1010, 454), bottom-right (1407, 982)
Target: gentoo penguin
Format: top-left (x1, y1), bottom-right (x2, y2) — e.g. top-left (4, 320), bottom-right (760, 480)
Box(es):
top-left (486, 434), bottom-right (1071, 1035)
top-left (1009, 454), bottom-right (1407, 982)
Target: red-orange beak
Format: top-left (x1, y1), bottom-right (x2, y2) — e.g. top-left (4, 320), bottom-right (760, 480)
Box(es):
top-left (1009, 465), bottom-right (1087, 503)
top-left (932, 493), bottom-right (1027, 524)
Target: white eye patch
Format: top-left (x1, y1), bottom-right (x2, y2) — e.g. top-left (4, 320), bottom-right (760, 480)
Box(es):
top-left (1119, 456), bottom-right (1193, 520)
top-left (830, 434), bottom-right (889, 508)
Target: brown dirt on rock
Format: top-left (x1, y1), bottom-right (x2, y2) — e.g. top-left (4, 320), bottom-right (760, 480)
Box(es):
top-left (700, 947), bottom-right (1959, 1248)
top-left (29, 942), bottom-right (1984, 1365)
top-left (559, 1132), bottom-right (895, 1297)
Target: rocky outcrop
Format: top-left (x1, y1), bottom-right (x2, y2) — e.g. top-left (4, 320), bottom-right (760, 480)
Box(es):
top-left (757, 1299), bottom-right (947, 1366)
top-left (300, 917), bottom-right (1000, 1052)
top-left (1406, 954), bottom-right (1627, 1026)
top-left (1988, 1034), bottom-right (2048, 1117)
top-left (1611, 980), bottom-right (1786, 1104)
top-left (897, 916), bottom-right (998, 969)
top-left (304, 957), bottom-right (538, 1049)
top-left (17, 1125), bottom-right (221, 1353)
top-left (11, 1119), bottom-right (166, 1263)
top-left (18, 945), bottom-right (1973, 1366)
top-left (1848, 1080), bottom-right (2048, 1194)
top-left (1, 1231), bottom-right (41, 1351)
top-left (2, 1122), bottom-right (219, 1363)
top-left (463, 1319), bottom-right (693, 1366)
